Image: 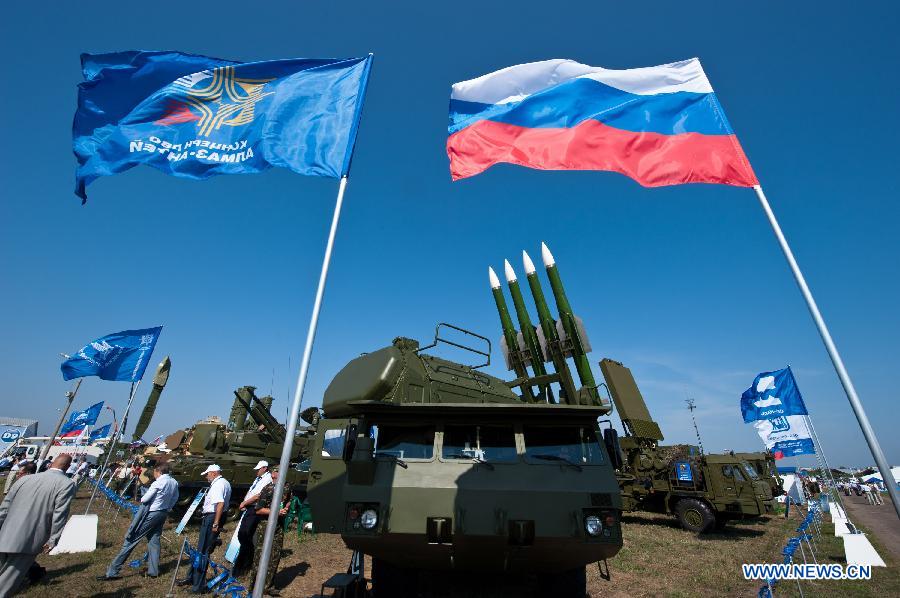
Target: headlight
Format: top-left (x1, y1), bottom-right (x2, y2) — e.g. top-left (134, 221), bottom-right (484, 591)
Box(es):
top-left (361, 508), bottom-right (378, 530)
top-left (584, 515), bottom-right (602, 536)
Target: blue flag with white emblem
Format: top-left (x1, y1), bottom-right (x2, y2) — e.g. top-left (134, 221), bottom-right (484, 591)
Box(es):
top-left (74, 51), bottom-right (373, 201)
top-left (61, 327), bottom-right (162, 381)
top-left (89, 424), bottom-right (112, 441)
top-left (60, 401), bottom-right (104, 435)
top-left (740, 367), bottom-right (814, 459)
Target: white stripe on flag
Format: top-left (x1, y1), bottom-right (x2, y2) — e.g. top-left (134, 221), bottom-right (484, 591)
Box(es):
top-left (450, 58), bottom-right (713, 104)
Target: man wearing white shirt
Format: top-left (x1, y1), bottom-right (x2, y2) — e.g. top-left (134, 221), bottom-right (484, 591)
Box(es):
top-left (180, 464), bottom-right (231, 594)
top-left (232, 460), bottom-right (271, 576)
top-left (99, 462), bottom-right (180, 580)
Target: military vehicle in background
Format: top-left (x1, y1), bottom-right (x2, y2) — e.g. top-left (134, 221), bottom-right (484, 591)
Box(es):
top-left (146, 385), bottom-right (313, 511)
top-left (308, 243), bottom-right (622, 597)
top-left (598, 358), bottom-right (775, 532)
top-left (735, 451), bottom-right (785, 498)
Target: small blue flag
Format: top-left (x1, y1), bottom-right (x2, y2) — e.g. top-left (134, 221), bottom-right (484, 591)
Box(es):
top-left (61, 327), bottom-right (162, 381)
top-left (89, 423), bottom-right (112, 440)
top-left (61, 401), bottom-right (105, 434)
top-left (73, 51), bottom-right (373, 201)
top-left (740, 367), bottom-right (808, 423)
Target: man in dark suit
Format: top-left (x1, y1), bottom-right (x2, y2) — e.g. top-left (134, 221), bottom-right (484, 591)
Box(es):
top-left (0, 454), bottom-right (76, 595)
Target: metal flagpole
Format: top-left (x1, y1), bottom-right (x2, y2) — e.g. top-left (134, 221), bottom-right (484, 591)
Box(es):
top-left (805, 414), bottom-right (851, 522)
top-left (85, 380), bottom-right (142, 514)
top-left (252, 175), bottom-right (349, 597)
top-left (40, 378), bottom-right (82, 463)
top-left (753, 184), bottom-right (900, 519)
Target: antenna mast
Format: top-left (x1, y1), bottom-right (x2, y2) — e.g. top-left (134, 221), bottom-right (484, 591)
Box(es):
top-left (686, 398), bottom-right (704, 455)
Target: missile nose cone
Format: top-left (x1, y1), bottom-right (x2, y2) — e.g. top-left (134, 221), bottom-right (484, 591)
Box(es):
top-left (522, 250), bottom-right (536, 275)
top-left (503, 259), bottom-right (517, 283)
top-left (153, 356), bottom-right (171, 386)
top-left (488, 266), bottom-right (501, 289)
top-left (541, 242), bottom-right (555, 268)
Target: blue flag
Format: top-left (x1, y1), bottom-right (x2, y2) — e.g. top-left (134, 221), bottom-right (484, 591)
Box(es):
top-left (60, 401), bottom-right (104, 435)
top-left (740, 367), bottom-right (808, 423)
top-left (740, 367), bottom-right (814, 459)
top-left (61, 327), bottom-right (162, 381)
top-left (89, 424), bottom-right (112, 440)
top-left (73, 51), bottom-right (372, 201)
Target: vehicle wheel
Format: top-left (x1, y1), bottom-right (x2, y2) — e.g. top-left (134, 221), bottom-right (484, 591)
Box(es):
top-left (536, 567), bottom-right (587, 598)
top-left (675, 499), bottom-right (715, 533)
top-left (371, 557), bottom-right (415, 598)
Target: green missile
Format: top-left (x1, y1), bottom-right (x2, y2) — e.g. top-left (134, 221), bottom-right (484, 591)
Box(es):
top-left (523, 250), bottom-right (579, 405)
top-left (504, 259), bottom-right (554, 403)
top-left (541, 242), bottom-right (601, 405)
top-left (490, 266), bottom-right (535, 401)
top-left (132, 356), bottom-right (171, 441)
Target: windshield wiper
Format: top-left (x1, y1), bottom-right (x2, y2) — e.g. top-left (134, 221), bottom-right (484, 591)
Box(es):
top-left (445, 452), bottom-right (494, 469)
top-left (531, 454), bottom-right (582, 471)
top-left (375, 453), bottom-right (408, 469)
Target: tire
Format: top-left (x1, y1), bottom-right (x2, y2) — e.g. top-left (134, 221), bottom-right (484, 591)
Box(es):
top-left (371, 557), bottom-right (415, 598)
top-left (536, 567), bottom-right (587, 598)
top-left (675, 498), bottom-right (715, 533)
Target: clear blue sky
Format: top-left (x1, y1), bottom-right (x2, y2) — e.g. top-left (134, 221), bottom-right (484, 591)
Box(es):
top-left (1, 2), bottom-right (897, 469)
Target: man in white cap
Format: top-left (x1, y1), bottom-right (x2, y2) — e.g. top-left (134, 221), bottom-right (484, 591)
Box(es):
top-left (232, 460), bottom-right (271, 576)
top-left (179, 464), bottom-right (231, 594)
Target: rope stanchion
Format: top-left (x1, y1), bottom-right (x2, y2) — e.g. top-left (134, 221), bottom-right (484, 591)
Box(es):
top-left (178, 539), bottom-right (248, 597)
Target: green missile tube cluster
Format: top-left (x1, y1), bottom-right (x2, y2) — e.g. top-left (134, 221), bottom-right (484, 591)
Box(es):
top-left (489, 267), bottom-right (536, 401)
top-left (541, 242), bottom-right (601, 405)
top-left (523, 250), bottom-right (580, 405)
top-left (488, 243), bottom-right (607, 408)
top-left (504, 259), bottom-right (554, 403)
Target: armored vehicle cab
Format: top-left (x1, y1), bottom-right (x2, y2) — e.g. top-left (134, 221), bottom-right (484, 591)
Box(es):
top-left (735, 451), bottom-right (785, 497)
top-left (308, 333), bottom-right (621, 596)
top-left (599, 358), bottom-right (775, 532)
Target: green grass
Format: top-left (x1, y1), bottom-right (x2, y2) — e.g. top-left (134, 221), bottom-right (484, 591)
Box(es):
top-left (15, 486), bottom-right (899, 597)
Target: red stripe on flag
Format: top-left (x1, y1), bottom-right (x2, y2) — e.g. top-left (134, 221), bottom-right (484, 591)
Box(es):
top-left (447, 119), bottom-right (757, 187)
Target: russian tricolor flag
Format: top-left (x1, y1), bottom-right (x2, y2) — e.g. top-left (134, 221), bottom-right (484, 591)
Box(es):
top-left (447, 58), bottom-right (757, 187)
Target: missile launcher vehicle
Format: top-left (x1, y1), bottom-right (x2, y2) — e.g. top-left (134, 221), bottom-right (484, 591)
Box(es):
top-left (598, 359), bottom-right (776, 532)
top-left (148, 385), bottom-right (314, 511)
top-left (307, 243), bottom-right (622, 597)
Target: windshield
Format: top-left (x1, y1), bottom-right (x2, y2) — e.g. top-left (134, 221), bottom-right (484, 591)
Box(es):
top-left (373, 425), bottom-right (435, 460)
top-left (442, 425), bottom-right (517, 462)
top-left (723, 464), bottom-right (746, 482)
top-left (522, 426), bottom-right (605, 465)
top-left (741, 462), bottom-right (760, 480)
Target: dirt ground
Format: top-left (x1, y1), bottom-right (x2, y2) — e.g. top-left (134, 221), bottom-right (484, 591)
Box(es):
top-left (12, 486), bottom-right (899, 597)
top-left (840, 492), bottom-right (900, 560)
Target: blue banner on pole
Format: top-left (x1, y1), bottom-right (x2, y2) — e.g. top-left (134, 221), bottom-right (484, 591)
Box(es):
top-left (740, 367), bottom-right (808, 423)
top-left (89, 423), bottom-right (112, 440)
top-left (60, 401), bottom-right (104, 435)
top-left (73, 51), bottom-right (373, 201)
top-left (740, 367), bottom-right (815, 458)
top-left (61, 327), bottom-right (162, 382)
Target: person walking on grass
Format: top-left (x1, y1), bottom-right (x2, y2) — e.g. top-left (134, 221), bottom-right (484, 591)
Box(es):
top-left (98, 461), bottom-right (179, 581)
top-left (0, 455), bottom-right (76, 596)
